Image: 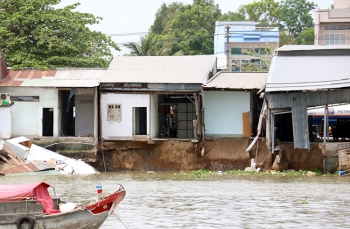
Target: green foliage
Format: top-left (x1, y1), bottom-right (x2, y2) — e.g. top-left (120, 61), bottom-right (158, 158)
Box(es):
top-left (185, 169), bottom-right (216, 178)
top-left (146, 0), bottom-right (222, 56)
top-left (237, 0), bottom-right (280, 26)
top-left (149, 2), bottom-right (184, 34)
top-left (0, 0), bottom-right (119, 69)
top-left (279, 31), bottom-right (296, 46)
top-left (240, 44), bottom-right (276, 72)
top-left (301, 199), bottom-right (309, 204)
top-left (219, 11), bottom-right (245, 21)
top-left (184, 169), bottom-right (325, 177)
top-left (299, 28), bottom-right (314, 45)
top-left (280, 0), bottom-right (317, 38)
top-left (124, 34), bottom-right (171, 56)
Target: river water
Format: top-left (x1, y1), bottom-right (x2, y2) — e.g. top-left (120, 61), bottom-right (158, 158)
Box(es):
top-left (2, 172), bottom-right (350, 229)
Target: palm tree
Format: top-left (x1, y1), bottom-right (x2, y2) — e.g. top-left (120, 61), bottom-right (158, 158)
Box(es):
top-left (124, 35), bottom-right (170, 56)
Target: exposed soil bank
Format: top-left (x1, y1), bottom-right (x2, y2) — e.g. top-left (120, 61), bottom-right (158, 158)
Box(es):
top-left (90, 138), bottom-right (324, 172)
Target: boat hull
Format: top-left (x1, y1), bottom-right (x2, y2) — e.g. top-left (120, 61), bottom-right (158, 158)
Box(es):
top-left (1, 189), bottom-right (126, 229)
top-left (1, 209), bottom-right (109, 229)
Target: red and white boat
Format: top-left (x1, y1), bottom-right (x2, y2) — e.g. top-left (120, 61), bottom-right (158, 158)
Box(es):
top-left (0, 182), bottom-right (126, 229)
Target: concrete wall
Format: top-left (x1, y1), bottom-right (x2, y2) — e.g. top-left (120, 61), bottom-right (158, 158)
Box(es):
top-left (101, 93), bottom-right (150, 139)
top-left (151, 94), bottom-right (159, 138)
top-left (1, 87), bottom-right (59, 137)
top-left (75, 94), bottom-right (94, 137)
top-left (335, 0), bottom-right (350, 8)
top-left (204, 91), bottom-right (250, 137)
top-left (0, 106), bottom-right (12, 139)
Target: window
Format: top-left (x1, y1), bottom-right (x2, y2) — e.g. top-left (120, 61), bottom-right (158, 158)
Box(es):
top-left (11, 96), bottom-right (39, 102)
top-left (231, 48), bottom-right (242, 55)
top-left (324, 34), bottom-right (345, 45)
top-left (107, 104), bottom-right (122, 123)
top-left (324, 25), bottom-right (350, 30)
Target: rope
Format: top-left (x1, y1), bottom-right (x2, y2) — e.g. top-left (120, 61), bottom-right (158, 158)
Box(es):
top-left (102, 139), bottom-right (106, 172)
top-left (114, 214), bottom-right (129, 229)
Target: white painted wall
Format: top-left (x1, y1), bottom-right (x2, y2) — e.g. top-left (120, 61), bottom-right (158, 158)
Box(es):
top-left (75, 95), bottom-right (94, 137)
top-left (101, 93), bottom-right (150, 139)
top-left (4, 88), bottom-right (59, 137)
top-left (151, 94), bottom-right (158, 138)
top-left (0, 106), bottom-right (12, 139)
top-left (204, 91), bottom-right (250, 137)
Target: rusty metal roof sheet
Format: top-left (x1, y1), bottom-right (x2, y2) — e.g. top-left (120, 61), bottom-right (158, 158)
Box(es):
top-left (205, 72), bottom-right (267, 90)
top-left (0, 69), bottom-right (105, 88)
top-left (101, 56), bottom-right (217, 84)
top-left (0, 70), bottom-right (56, 87)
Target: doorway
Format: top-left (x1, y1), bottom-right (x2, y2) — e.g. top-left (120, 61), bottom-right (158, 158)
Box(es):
top-left (43, 108), bottom-right (54, 136)
top-left (133, 107), bottom-right (147, 135)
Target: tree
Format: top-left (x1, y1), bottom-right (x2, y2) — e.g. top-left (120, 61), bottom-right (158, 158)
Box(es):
top-left (219, 11), bottom-right (245, 21)
top-left (299, 28), bottom-right (314, 45)
top-left (160, 0), bottom-right (221, 55)
top-left (0, 0), bottom-right (119, 69)
top-left (280, 0), bottom-right (317, 38)
top-left (279, 31), bottom-right (296, 46)
top-left (237, 0), bottom-right (280, 26)
top-left (124, 35), bottom-right (170, 56)
top-left (149, 2), bottom-right (184, 34)
top-left (240, 44), bottom-right (276, 72)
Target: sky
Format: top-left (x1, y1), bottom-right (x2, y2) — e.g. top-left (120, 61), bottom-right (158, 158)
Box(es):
top-left (57, 0), bottom-right (334, 56)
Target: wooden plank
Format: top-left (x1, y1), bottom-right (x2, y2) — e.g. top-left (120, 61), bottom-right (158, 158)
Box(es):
top-left (242, 112), bottom-right (251, 138)
top-left (2, 145), bottom-right (23, 165)
top-left (0, 153), bottom-right (13, 165)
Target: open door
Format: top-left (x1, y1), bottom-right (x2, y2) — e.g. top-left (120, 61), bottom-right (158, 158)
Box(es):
top-left (43, 108), bottom-right (54, 136)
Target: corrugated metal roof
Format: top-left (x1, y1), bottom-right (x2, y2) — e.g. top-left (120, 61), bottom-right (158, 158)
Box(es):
top-left (50, 69), bottom-right (105, 87)
top-left (276, 45), bottom-right (350, 51)
top-left (266, 55), bottom-right (350, 92)
top-left (21, 79), bottom-right (54, 87)
top-left (101, 56), bottom-right (217, 84)
top-left (205, 72), bottom-right (267, 90)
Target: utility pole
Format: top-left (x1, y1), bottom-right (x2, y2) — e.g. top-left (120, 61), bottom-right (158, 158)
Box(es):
top-left (225, 24), bottom-right (231, 71)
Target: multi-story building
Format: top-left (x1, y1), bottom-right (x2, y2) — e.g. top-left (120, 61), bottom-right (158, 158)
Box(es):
top-left (214, 21), bottom-right (279, 72)
top-left (315, 0), bottom-right (350, 45)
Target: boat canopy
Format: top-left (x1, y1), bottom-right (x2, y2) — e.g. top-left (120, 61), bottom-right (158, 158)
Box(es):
top-left (0, 182), bottom-right (60, 214)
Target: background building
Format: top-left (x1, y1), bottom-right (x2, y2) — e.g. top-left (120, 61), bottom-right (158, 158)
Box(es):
top-left (314, 0), bottom-right (350, 45)
top-left (214, 21), bottom-right (279, 72)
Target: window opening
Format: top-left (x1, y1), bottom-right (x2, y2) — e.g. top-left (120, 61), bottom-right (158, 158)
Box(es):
top-left (107, 104), bottom-right (122, 123)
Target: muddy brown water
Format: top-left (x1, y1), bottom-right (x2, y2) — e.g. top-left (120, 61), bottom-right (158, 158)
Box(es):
top-left (2, 172), bottom-right (350, 229)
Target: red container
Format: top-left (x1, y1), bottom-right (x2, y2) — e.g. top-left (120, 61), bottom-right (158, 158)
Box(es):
top-left (96, 185), bottom-right (103, 195)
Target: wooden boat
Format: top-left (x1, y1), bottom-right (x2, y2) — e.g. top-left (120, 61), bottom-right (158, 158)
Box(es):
top-left (0, 182), bottom-right (126, 229)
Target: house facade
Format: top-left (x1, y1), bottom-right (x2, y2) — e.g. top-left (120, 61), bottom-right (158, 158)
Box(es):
top-left (314, 0), bottom-right (350, 45)
top-left (214, 21), bottom-right (279, 71)
top-left (0, 68), bottom-right (105, 161)
top-left (265, 45), bottom-right (350, 149)
top-left (203, 72), bottom-right (267, 138)
top-left (99, 56), bottom-right (217, 142)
